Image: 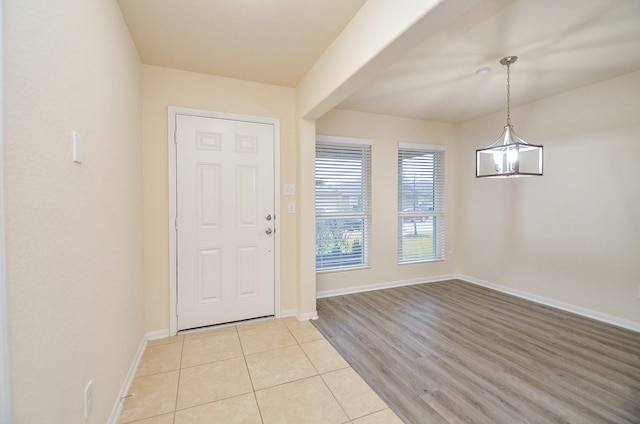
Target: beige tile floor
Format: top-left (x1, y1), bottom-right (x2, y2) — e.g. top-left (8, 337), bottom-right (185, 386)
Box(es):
top-left (118, 317), bottom-right (403, 424)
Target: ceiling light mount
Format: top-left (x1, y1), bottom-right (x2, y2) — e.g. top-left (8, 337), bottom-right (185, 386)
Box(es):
top-left (476, 56), bottom-right (543, 178)
top-left (499, 56), bottom-right (518, 66)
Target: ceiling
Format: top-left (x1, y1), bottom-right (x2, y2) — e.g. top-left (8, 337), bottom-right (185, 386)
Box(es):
top-left (116, 0), bottom-right (367, 87)
top-left (118, 0), bottom-right (640, 124)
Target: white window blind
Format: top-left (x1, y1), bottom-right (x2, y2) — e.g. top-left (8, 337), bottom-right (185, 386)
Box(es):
top-left (397, 144), bottom-right (445, 263)
top-left (316, 137), bottom-right (372, 271)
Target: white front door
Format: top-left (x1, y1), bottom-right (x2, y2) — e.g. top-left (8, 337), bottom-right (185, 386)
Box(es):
top-left (175, 114), bottom-right (275, 330)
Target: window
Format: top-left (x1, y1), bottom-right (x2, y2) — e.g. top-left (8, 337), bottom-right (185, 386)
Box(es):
top-left (315, 136), bottom-right (372, 271)
top-left (398, 143), bottom-right (445, 263)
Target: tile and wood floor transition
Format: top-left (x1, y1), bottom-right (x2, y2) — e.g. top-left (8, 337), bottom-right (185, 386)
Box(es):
top-left (120, 280), bottom-right (640, 423)
top-left (118, 317), bottom-right (401, 423)
top-left (313, 280), bottom-right (640, 424)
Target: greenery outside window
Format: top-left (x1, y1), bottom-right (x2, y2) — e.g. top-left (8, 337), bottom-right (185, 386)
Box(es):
top-left (316, 136), bottom-right (372, 272)
top-left (398, 143), bottom-right (445, 263)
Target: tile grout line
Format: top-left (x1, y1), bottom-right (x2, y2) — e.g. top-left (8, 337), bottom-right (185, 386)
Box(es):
top-left (174, 326), bottom-right (263, 420)
top-left (177, 327), bottom-right (254, 411)
top-left (171, 335), bottom-right (185, 424)
top-left (237, 325), bottom-right (267, 424)
top-left (286, 321), bottom-right (353, 423)
top-left (304, 321), bottom-right (395, 423)
top-left (125, 318), bottom-right (397, 423)
top-left (319, 370), bottom-right (353, 423)
top-left (247, 320), bottom-right (331, 421)
top-left (119, 337), bottom-right (183, 424)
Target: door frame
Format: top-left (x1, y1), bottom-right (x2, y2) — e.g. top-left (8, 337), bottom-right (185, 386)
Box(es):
top-left (168, 106), bottom-right (281, 335)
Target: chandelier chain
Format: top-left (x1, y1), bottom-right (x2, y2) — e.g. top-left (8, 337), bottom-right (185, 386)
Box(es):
top-left (506, 62), bottom-right (511, 126)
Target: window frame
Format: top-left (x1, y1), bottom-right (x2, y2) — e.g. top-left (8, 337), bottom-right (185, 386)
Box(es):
top-left (397, 142), bottom-right (446, 264)
top-left (315, 135), bottom-right (372, 273)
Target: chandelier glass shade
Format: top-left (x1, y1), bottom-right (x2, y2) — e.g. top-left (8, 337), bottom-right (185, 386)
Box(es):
top-left (476, 56), bottom-right (543, 178)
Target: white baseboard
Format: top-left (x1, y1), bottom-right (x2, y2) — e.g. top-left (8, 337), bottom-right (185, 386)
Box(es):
top-left (458, 275), bottom-right (640, 334)
top-left (109, 274), bottom-right (639, 424)
top-left (316, 274), bottom-right (457, 299)
top-left (296, 311), bottom-right (319, 321)
top-left (108, 331), bottom-right (160, 424)
top-left (146, 329), bottom-right (171, 341)
top-left (315, 273), bottom-right (640, 334)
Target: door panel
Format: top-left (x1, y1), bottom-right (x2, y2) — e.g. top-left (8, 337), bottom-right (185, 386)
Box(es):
top-left (236, 165), bottom-right (257, 226)
top-left (197, 163), bottom-right (221, 228)
top-left (198, 247), bottom-right (221, 302)
top-left (176, 114), bottom-right (275, 330)
top-left (237, 246), bottom-right (258, 297)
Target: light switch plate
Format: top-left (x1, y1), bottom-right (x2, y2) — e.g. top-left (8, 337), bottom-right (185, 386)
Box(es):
top-left (72, 131), bottom-right (83, 163)
top-left (283, 184), bottom-right (295, 196)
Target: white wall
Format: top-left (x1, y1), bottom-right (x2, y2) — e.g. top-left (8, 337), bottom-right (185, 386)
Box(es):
top-left (3, 2), bottom-right (637, 423)
top-left (141, 65), bottom-right (298, 332)
top-left (294, 0), bottom-right (480, 315)
top-left (458, 71), bottom-right (640, 325)
top-left (4, 0), bottom-right (144, 422)
top-left (315, 72), bottom-right (640, 329)
top-left (0, 2), bottom-right (11, 420)
top-left (316, 109), bottom-right (460, 294)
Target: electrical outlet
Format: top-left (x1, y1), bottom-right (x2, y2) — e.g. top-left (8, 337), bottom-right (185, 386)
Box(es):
top-left (637, 284), bottom-right (640, 299)
top-left (84, 381), bottom-right (93, 419)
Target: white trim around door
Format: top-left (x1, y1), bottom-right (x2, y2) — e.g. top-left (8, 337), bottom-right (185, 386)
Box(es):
top-left (168, 107), bottom-right (281, 335)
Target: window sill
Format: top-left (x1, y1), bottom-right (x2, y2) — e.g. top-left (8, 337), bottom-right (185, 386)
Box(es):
top-left (316, 265), bottom-right (371, 274)
top-left (398, 258), bottom-right (444, 266)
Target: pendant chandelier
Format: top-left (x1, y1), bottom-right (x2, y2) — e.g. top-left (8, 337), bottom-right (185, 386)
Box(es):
top-left (476, 56), bottom-right (543, 178)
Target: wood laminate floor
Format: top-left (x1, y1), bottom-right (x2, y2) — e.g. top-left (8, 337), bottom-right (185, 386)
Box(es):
top-left (312, 280), bottom-right (640, 424)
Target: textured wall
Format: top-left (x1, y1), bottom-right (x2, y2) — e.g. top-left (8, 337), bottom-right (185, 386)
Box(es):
top-left (141, 65), bottom-right (297, 332)
top-left (458, 71), bottom-right (640, 325)
top-left (4, 0), bottom-right (144, 422)
top-left (315, 71), bottom-right (640, 329)
top-left (316, 109), bottom-right (460, 294)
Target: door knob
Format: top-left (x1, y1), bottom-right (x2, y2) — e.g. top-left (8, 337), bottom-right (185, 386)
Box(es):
top-left (265, 228), bottom-right (273, 235)
top-left (265, 214), bottom-right (272, 221)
